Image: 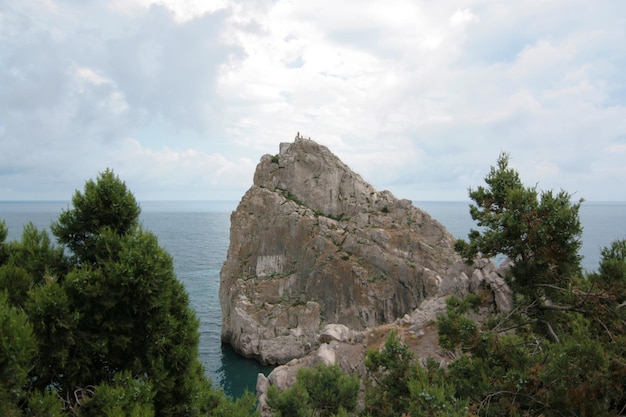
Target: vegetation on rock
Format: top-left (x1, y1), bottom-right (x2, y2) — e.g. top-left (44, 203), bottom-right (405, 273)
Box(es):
top-left (267, 364), bottom-right (359, 417)
top-left (356, 152), bottom-right (625, 417)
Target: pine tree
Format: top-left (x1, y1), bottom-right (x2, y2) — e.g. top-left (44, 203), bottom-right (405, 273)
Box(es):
top-left (455, 152), bottom-right (583, 306)
top-left (0, 169), bottom-right (258, 416)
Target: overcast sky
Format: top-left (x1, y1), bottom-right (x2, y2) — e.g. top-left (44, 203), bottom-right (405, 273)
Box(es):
top-left (1, 0), bottom-right (625, 202)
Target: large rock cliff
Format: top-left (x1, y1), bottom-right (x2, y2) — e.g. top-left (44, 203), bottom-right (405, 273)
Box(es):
top-left (219, 137), bottom-right (470, 365)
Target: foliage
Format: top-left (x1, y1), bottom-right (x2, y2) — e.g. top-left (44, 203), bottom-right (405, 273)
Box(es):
top-left (455, 152), bottom-right (583, 303)
top-left (76, 371), bottom-right (154, 417)
top-left (9, 222), bottom-right (68, 284)
top-left (267, 364), bottom-right (359, 417)
top-left (202, 388), bottom-right (258, 417)
top-left (299, 364), bottom-right (359, 416)
top-left (25, 390), bottom-right (65, 417)
top-left (408, 359), bottom-right (469, 417)
top-left (26, 277), bottom-right (79, 392)
top-left (364, 330), bottom-right (414, 416)
top-left (56, 226), bottom-right (205, 415)
top-left (268, 383), bottom-right (313, 417)
top-left (0, 169), bottom-right (257, 416)
top-left (437, 295), bottom-right (480, 351)
top-left (0, 291), bottom-right (37, 414)
top-left (0, 222), bottom-right (67, 308)
top-left (443, 153), bottom-right (626, 416)
top-left (51, 168), bottom-right (141, 265)
top-left (591, 238), bottom-right (626, 295)
top-left (0, 264), bottom-right (32, 308)
top-left (364, 331), bottom-right (467, 417)
top-left (0, 220), bottom-right (8, 264)
top-left (436, 291), bottom-right (626, 416)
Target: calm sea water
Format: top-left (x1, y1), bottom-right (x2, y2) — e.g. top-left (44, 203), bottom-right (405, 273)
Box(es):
top-left (1, 200), bottom-right (624, 397)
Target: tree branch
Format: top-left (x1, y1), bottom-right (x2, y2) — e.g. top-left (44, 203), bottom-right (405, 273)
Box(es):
top-left (540, 320), bottom-right (560, 344)
top-left (534, 283), bottom-right (569, 293)
top-left (538, 303), bottom-right (586, 313)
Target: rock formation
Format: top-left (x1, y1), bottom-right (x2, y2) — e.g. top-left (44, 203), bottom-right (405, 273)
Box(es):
top-left (220, 137), bottom-right (480, 365)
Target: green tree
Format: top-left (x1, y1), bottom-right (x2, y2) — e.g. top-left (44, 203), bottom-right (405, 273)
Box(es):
top-left (437, 155), bottom-right (626, 416)
top-left (437, 293), bottom-right (622, 416)
top-left (59, 228), bottom-right (204, 409)
top-left (439, 295), bottom-right (544, 416)
top-left (0, 169), bottom-right (259, 416)
top-left (0, 223), bottom-right (68, 310)
top-left (456, 156), bottom-right (618, 363)
top-left (581, 239), bottom-right (626, 412)
top-left (267, 383), bottom-right (312, 417)
top-left (591, 239), bottom-right (626, 295)
top-left (25, 390), bottom-right (65, 417)
top-left (43, 170), bottom-right (206, 415)
top-left (299, 364), bottom-right (359, 416)
top-left (51, 168), bottom-right (140, 265)
top-left (455, 153), bottom-right (583, 307)
top-left (440, 152), bottom-right (626, 415)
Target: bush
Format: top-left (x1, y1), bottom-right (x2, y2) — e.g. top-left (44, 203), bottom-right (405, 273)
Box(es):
top-left (268, 364), bottom-right (359, 417)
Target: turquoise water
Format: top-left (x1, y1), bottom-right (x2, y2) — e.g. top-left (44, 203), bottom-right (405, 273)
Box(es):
top-left (139, 203), bottom-right (275, 398)
top-left (1, 200), bottom-right (624, 397)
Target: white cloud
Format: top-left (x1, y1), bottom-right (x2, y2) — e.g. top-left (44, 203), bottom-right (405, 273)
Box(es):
top-left (76, 67), bottom-right (111, 86)
top-left (450, 8), bottom-right (479, 27)
top-left (108, 0), bottom-right (228, 22)
top-left (0, 0), bottom-right (625, 202)
top-left (109, 139), bottom-right (256, 199)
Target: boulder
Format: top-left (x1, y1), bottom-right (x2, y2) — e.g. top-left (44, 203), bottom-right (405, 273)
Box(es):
top-left (319, 323), bottom-right (353, 344)
top-left (317, 343), bottom-right (336, 366)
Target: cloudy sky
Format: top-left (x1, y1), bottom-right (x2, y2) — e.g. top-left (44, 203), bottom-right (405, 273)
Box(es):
top-left (1, 0), bottom-right (625, 202)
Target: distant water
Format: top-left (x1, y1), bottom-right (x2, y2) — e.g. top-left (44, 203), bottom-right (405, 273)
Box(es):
top-left (418, 201), bottom-right (626, 273)
top-left (1, 200), bottom-right (624, 397)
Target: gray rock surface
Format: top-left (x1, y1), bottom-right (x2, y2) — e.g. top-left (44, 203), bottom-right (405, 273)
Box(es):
top-left (220, 137), bottom-right (510, 365)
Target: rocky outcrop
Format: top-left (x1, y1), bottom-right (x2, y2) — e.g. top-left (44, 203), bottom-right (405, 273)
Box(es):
top-left (256, 257), bottom-right (513, 416)
top-left (220, 137), bottom-right (481, 365)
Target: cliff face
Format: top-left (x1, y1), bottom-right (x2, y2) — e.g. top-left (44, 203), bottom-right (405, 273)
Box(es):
top-left (219, 137), bottom-right (468, 365)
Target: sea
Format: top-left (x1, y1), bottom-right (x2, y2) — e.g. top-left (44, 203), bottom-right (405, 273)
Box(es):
top-left (1, 200), bottom-right (625, 398)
